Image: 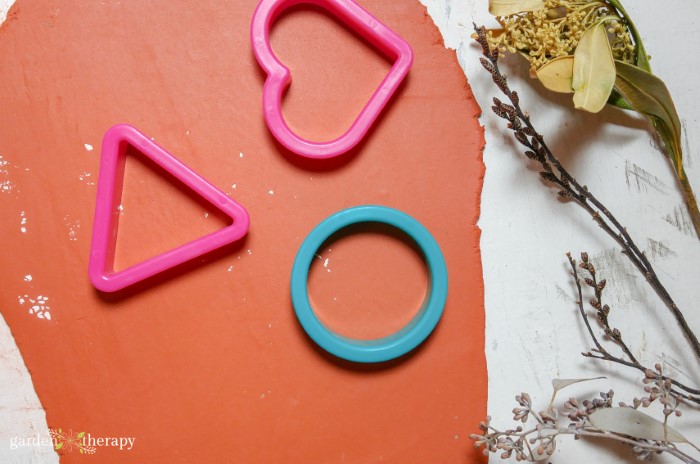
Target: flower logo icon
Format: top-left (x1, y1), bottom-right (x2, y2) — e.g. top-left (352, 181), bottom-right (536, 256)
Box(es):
top-left (49, 429), bottom-right (96, 454)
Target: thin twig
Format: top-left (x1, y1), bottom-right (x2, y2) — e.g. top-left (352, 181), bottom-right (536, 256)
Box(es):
top-left (567, 253), bottom-right (700, 403)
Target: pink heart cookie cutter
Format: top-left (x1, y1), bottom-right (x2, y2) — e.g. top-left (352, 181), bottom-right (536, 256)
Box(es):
top-left (88, 124), bottom-right (250, 293)
top-left (251, 0), bottom-right (413, 159)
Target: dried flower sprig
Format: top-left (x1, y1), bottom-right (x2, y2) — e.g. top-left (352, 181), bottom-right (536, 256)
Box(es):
top-left (482, 0), bottom-right (700, 239)
top-left (567, 252), bottom-right (700, 405)
top-left (470, 378), bottom-right (700, 463)
top-left (487, 0), bottom-right (636, 75)
top-left (474, 24), bottom-right (700, 363)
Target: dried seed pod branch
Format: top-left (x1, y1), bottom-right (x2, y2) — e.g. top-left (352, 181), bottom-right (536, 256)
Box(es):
top-left (566, 253), bottom-right (700, 404)
top-left (474, 24), bottom-right (700, 362)
top-left (471, 382), bottom-right (700, 463)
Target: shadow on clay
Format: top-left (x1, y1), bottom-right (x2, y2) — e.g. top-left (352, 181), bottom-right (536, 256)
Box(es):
top-left (291, 314), bottom-right (437, 373)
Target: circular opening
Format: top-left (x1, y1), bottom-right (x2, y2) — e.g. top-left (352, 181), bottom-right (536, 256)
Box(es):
top-left (307, 223), bottom-right (428, 340)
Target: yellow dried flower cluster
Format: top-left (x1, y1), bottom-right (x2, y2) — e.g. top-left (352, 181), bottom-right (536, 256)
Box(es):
top-left (487, 0), bottom-right (635, 74)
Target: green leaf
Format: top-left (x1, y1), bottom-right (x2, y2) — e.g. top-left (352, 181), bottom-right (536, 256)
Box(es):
top-left (77, 432), bottom-right (85, 439)
top-left (572, 23), bottom-right (616, 112)
top-left (605, 0), bottom-right (651, 71)
top-left (607, 88), bottom-right (633, 110)
top-left (613, 60), bottom-right (682, 175)
top-left (589, 408), bottom-right (688, 443)
top-left (55, 442), bottom-right (63, 450)
top-left (536, 56), bottom-right (574, 93)
top-left (489, 0), bottom-right (545, 16)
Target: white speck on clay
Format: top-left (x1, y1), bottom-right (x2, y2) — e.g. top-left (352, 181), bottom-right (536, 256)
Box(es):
top-left (18, 294), bottom-right (52, 321)
top-left (0, 179), bottom-right (15, 194)
top-left (246, 249), bottom-right (252, 255)
top-left (84, 143), bottom-right (94, 151)
top-left (259, 393), bottom-right (266, 399)
top-left (323, 258), bottom-right (331, 272)
top-left (239, 152), bottom-right (244, 158)
top-left (117, 204), bottom-right (124, 215)
top-left (268, 189), bottom-right (274, 195)
top-left (19, 211), bottom-right (28, 233)
top-left (24, 275), bottom-right (32, 282)
top-left (454, 434), bottom-right (459, 440)
top-left (204, 211), bottom-right (209, 218)
top-left (0, 156), bottom-right (20, 194)
top-left (227, 265), bottom-right (234, 272)
top-left (64, 216), bottom-right (81, 241)
top-left (185, 130), bottom-right (190, 135)
top-left (78, 171), bottom-right (95, 185)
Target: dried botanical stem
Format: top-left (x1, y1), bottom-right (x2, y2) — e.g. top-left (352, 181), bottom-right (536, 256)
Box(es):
top-left (572, 431), bottom-right (698, 464)
top-left (474, 24), bottom-right (700, 362)
top-left (582, 257), bottom-right (640, 364)
top-left (567, 253), bottom-right (700, 403)
top-left (679, 166), bottom-right (700, 239)
top-left (475, 418), bottom-right (700, 464)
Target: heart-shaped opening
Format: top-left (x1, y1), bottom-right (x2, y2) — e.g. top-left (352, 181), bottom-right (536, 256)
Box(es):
top-left (269, 4), bottom-right (393, 143)
top-left (252, 0), bottom-right (413, 159)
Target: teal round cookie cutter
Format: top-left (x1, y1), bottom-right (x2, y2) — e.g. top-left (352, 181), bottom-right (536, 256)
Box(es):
top-left (290, 205), bottom-right (448, 363)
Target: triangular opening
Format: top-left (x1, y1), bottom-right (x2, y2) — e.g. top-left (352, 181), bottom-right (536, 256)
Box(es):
top-left (113, 144), bottom-right (233, 271)
top-left (88, 125), bottom-right (249, 292)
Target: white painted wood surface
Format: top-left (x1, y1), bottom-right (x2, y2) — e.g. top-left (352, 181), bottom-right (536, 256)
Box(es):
top-left (1, 0), bottom-right (698, 461)
top-left (0, 314), bottom-right (58, 463)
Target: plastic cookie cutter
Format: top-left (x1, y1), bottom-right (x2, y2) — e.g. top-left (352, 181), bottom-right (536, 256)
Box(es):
top-left (88, 124), bottom-right (250, 293)
top-left (251, 0), bottom-right (413, 159)
top-left (290, 205), bottom-right (448, 363)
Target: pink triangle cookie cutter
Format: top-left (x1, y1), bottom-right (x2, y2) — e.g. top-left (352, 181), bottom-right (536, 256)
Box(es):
top-left (251, 0), bottom-right (413, 159)
top-left (88, 124), bottom-right (250, 293)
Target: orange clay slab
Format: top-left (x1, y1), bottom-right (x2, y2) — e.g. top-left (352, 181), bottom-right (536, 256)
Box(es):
top-left (0, 1), bottom-right (486, 463)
